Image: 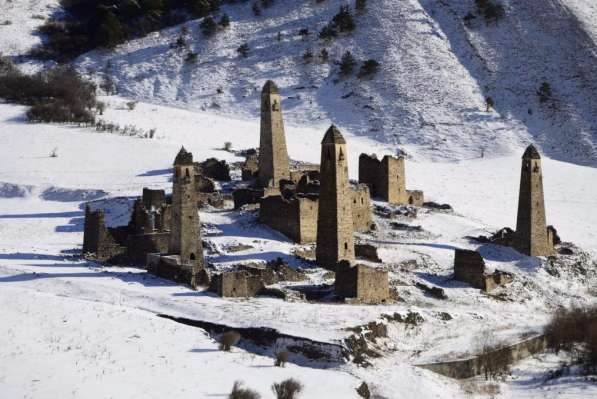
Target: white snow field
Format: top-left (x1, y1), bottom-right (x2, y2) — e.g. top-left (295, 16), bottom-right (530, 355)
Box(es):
top-left (1, 98), bottom-right (596, 398)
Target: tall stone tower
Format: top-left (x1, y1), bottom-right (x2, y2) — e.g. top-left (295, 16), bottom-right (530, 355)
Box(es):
top-left (258, 80), bottom-right (290, 188)
top-left (514, 145), bottom-right (554, 256)
top-left (316, 125), bottom-right (355, 270)
top-left (169, 147), bottom-right (204, 267)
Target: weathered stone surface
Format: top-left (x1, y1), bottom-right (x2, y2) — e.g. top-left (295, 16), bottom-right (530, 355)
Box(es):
top-left (316, 126), bottom-right (355, 270)
top-left (454, 249), bottom-right (513, 292)
top-left (514, 145), bottom-right (555, 256)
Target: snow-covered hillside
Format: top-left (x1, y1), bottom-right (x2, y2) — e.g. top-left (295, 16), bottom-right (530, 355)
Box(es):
top-left (1, 99), bottom-right (597, 397)
top-left (73, 0), bottom-right (597, 165)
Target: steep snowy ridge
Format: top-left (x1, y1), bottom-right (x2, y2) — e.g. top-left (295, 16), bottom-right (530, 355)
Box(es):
top-left (72, 0), bottom-right (597, 165)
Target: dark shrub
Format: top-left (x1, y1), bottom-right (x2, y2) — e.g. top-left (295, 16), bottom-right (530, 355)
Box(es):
top-left (201, 16), bottom-right (217, 36)
top-left (356, 0), bottom-right (366, 11)
top-left (545, 306), bottom-right (597, 370)
top-left (0, 64), bottom-right (98, 124)
top-left (358, 59), bottom-right (379, 78)
top-left (339, 51), bottom-right (356, 76)
top-left (229, 381), bottom-right (260, 399)
top-left (219, 330), bottom-right (241, 351)
top-left (219, 13), bottom-right (230, 27)
top-left (237, 43), bottom-right (250, 58)
top-left (271, 378), bottom-right (303, 399)
top-left (252, 3), bottom-right (261, 16)
top-left (332, 5), bottom-right (356, 33)
top-left (537, 82), bottom-right (552, 104)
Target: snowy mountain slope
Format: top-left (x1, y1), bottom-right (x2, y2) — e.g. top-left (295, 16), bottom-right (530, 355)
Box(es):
top-left (73, 0), bottom-right (597, 165)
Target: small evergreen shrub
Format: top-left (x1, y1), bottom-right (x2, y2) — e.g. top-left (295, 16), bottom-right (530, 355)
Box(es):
top-left (201, 16), bottom-right (217, 36)
top-left (219, 13), bottom-right (230, 28)
top-left (339, 51), bottom-right (356, 76)
top-left (537, 82), bottom-right (552, 103)
top-left (358, 59), bottom-right (379, 78)
top-left (237, 43), bottom-right (250, 58)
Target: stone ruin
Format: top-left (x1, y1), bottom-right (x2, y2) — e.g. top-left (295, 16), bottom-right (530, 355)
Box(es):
top-left (147, 147), bottom-right (205, 288)
top-left (83, 148), bottom-right (212, 288)
top-left (358, 153), bottom-right (424, 206)
top-left (335, 261), bottom-right (389, 304)
top-left (453, 249), bottom-right (513, 292)
top-left (209, 259), bottom-right (306, 298)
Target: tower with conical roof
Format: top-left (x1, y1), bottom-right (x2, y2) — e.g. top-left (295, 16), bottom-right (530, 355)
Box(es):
top-left (258, 80), bottom-right (290, 188)
top-left (514, 145), bottom-right (554, 256)
top-left (316, 125), bottom-right (355, 269)
top-left (169, 147), bottom-right (204, 269)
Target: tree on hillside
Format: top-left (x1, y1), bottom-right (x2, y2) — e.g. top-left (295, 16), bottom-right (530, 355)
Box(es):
top-left (339, 51), bottom-right (356, 76)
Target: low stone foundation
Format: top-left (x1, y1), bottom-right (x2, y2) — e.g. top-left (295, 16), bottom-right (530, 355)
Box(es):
top-left (147, 254), bottom-right (204, 288)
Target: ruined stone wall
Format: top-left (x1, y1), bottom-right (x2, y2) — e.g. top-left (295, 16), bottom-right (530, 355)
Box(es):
top-left (260, 195), bottom-right (318, 244)
top-left (454, 249), bottom-right (486, 289)
top-left (260, 195), bottom-right (301, 242)
top-left (142, 188), bottom-right (166, 209)
top-left (351, 184), bottom-right (373, 232)
top-left (418, 335), bottom-right (548, 379)
top-left (126, 232), bottom-right (169, 265)
top-left (210, 271), bottom-right (264, 297)
top-left (82, 207), bottom-right (126, 262)
top-left (358, 154), bottom-right (407, 204)
top-left (515, 145), bottom-right (554, 256)
top-left (147, 254), bottom-right (200, 288)
top-left (335, 263), bottom-right (389, 303)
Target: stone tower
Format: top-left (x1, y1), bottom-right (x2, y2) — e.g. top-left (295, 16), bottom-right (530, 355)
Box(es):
top-left (358, 154), bottom-right (407, 204)
top-left (258, 80), bottom-right (290, 188)
top-left (169, 147), bottom-right (204, 267)
top-left (514, 145), bottom-right (554, 256)
top-left (316, 125), bottom-right (355, 269)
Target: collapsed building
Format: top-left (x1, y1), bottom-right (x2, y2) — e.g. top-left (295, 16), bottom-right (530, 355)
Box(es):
top-left (83, 148), bottom-right (209, 288)
top-left (335, 261), bottom-right (389, 304)
top-left (358, 153), bottom-right (424, 206)
top-left (453, 249), bottom-right (513, 292)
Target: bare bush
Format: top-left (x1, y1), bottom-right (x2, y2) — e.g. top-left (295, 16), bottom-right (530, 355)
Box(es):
top-left (219, 330), bottom-right (241, 351)
top-left (271, 378), bottom-right (303, 399)
top-left (0, 63), bottom-right (98, 124)
top-left (126, 101), bottom-right (137, 111)
top-left (229, 381), bottom-right (260, 399)
top-left (476, 332), bottom-right (512, 381)
top-left (274, 350), bottom-right (289, 367)
top-left (545, 306), bottom-right (597, 370)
